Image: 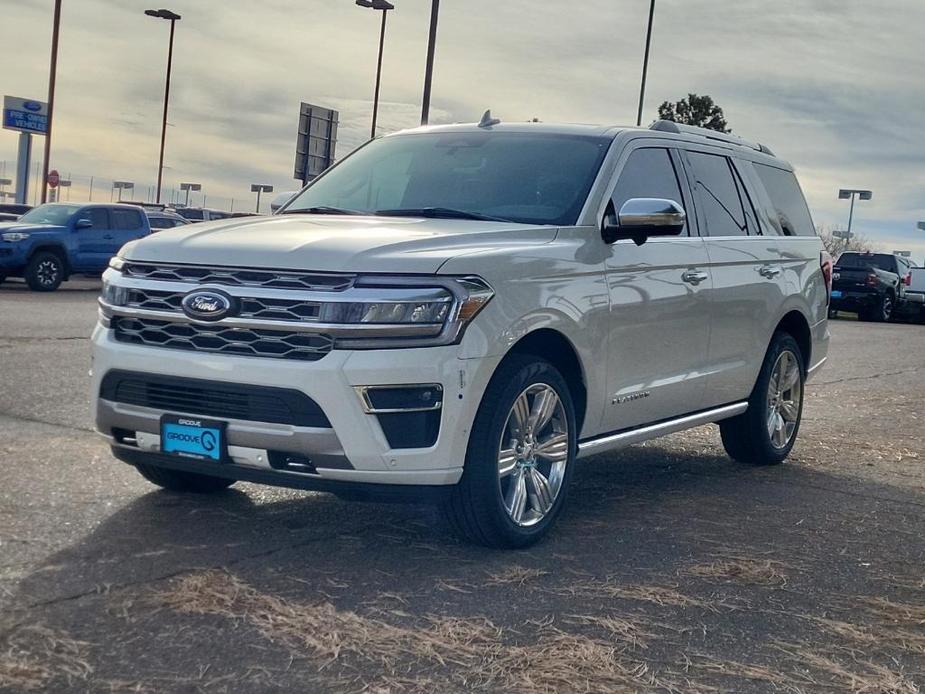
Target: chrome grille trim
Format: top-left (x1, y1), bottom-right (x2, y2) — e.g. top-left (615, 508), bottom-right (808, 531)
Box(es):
top-left (124, 288), bottom-right (323, 322)
top-left (112, 317), bottom-right (335, 361)
top-left (122, 261), bottom-right (356, 291)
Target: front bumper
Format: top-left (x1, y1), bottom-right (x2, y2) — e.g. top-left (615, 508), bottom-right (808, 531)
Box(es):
top-left (91, 324), bottom-right (500, 488)
top-left (0, 244), bottom-right (28, 272)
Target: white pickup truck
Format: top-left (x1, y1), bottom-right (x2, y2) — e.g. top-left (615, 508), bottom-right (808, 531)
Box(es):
top-left (908, 267), bottom-right (925, 321)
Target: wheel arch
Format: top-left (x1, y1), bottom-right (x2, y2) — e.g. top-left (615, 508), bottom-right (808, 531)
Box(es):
top-left (499, 328), bottom-right (588, 435)
top-left (774, 309), bottom-right (812, 374)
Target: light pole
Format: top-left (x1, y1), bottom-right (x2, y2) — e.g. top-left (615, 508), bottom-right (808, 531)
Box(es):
top-left (251, 184), bottom-right (274, 213)
top-left (837, 188), bottom-right (872, 237)
top-left (179, 182), bottom-right (201, 207)
top-left (40, 0), bottom-right (62, 204)
top-left (145, 8), bottom-right (181, 204)
top-left (420, 0), bottom-right (440, 125)
top-left (356, 0), bottom-right (395, 139)
top-left (636, 0), bottom-right (656, 126)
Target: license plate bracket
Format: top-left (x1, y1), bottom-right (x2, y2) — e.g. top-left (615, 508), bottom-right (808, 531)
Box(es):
top-left (160, 415), bottom-right (227, 462)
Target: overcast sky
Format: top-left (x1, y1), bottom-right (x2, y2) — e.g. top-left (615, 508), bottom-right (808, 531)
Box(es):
top-left (4, 0), bottom-right (925, 260)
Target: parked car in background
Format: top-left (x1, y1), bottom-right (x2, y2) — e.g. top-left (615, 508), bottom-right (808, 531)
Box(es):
top-left (0, 203), bottom-right (32, 222)
top-left (145, 209), bottom-right (190, 230)
top-left (830, 252), bottom-right (919, 321)
top-left (907, 266), bottom-right (925, 322)
top-left (175, 207), bottom-right (231, 223)
top-left (0, 202), bottom-right (151, 291)
top-left (93, 119), bottom-right (830, 547)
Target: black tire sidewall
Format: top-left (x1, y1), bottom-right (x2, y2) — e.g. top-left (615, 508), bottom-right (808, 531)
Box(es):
top-left (26, 252), bottom-right (64, 292)
top-left (460, 356), bottom-right (577, 548)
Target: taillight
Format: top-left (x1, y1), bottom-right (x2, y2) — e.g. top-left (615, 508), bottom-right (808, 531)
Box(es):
top-left (905, 272), bottom-right (912, 286)
top-left (820, 251), bottom-right (833, 304)
top-left (866, 273), bottom-right (878, 287)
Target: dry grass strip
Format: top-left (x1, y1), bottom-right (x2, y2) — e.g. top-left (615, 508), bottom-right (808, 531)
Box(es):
top-left (485, 565), bottom-right (549, 587)
top-left (775, 644), bottom-right (921, 694)
top-left (158, 570), bottom-right (684, 692)
top-left (555, 578), bottom-right (713, 610)
top-left (0, 625), bottom-right (92, 691)
top-left (683, 558), bottom-right (790, 587)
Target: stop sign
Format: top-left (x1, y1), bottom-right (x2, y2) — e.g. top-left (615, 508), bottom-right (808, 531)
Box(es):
top-left (47, 169), bottom-right (60, 188)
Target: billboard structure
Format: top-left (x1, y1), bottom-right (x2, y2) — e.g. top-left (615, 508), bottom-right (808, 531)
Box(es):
top-left (294, 103), bottom-right (338, 185)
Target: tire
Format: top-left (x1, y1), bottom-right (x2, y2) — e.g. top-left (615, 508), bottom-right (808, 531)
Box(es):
top-left (134, 462), bottom-right (235, 493)
top-left (863, 293), bottom-right (893, 322)
top-left (442, 355), bottom-right (577, 548)
top-left (24, 251), bottom-right (65, 292)
top-left (720, 332), bottom-right (805, 466)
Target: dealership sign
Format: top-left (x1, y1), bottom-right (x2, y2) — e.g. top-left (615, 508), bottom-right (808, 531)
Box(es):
top-left (3, 96), bottom-right (48, 135)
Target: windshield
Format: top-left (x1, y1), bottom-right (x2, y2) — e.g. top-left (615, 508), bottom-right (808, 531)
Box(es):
top-left (837, 253), bottom-right (897, 272)
top-left (283, 132), bottom-right (612, 226)
top-left (17, 203), bottom-right (81, 226)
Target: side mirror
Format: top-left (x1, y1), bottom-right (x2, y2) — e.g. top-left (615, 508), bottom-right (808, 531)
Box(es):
top-left (601, 198), bottom-right (686, 245)
top-left (75, 218), bottom-right (93, 230)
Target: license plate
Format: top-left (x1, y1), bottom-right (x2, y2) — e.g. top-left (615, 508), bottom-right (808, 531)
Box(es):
top-left (160, 415), bottom-right (226, 461)
top-left (830, 290), bottom-right (843, 299)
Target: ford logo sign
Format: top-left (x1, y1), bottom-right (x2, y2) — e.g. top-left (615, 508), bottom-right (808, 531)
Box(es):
top-left (181, 290), bottom-right (234, 321)
top-left (23, 101), bottom-right (42, 112)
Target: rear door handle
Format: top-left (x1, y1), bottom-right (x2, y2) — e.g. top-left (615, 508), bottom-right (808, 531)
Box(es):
top-left (759, 265), bottom-right (782, 279)
top-left (681, 270), bottom-right (709, 285)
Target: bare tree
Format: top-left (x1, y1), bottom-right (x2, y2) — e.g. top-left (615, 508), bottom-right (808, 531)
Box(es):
top-left (816, 225), bottom-right (879, 258)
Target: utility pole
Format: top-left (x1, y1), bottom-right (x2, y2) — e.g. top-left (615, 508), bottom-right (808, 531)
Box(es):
top-left (40, 0), bottom-right (62, 204)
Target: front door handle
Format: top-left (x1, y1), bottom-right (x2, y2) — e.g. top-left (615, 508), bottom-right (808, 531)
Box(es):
top-left (103, 234), bottom-right (114, 240)
top-left (759, 265), bottom-right (782, 279)
top-left (681, 270), bottom-right (709, 285)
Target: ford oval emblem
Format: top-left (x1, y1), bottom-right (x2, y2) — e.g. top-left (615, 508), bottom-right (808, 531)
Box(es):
top-left (181, 290), bottom-right (234, 321)
top-left (23, 101), bottom-right (42, 112)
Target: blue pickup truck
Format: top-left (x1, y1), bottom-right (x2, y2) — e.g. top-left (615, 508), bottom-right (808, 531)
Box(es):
top-left (0, 203), bottom-right (151, 291)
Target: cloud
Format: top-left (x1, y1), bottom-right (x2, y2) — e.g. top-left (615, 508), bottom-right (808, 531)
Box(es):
top-left (3, 0), bottom-right (924, 260)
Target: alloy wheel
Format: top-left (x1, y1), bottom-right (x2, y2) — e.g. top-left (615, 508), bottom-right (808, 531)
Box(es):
top-left (766, 350), bottom-right (802, 449)
top-left (498, 383), bottom-right (569, 527)
top-left (37, 259), bottom-right (60, 287)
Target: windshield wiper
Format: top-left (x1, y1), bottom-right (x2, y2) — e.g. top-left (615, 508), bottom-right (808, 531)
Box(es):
top-left (280, 206), bottom-right (364, 216)
top-left (375, 207), bottom-right (512, 222)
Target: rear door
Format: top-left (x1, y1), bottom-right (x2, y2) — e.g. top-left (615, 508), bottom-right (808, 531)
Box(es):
top-left (600, 144), bottom-right (712, 432)
top-left (679, 149), bottom-right (789, 407)
top-left (109, 207), bottom-right (148, 258)
top-left (72, 207), bottom-right (112, 270)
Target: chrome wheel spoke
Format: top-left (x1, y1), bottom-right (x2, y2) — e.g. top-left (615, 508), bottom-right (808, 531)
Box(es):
top-left (528, 389), bottom-right (559, 433)
top-left (511, 393), bottom-right (531, 435)
top-left (498, 448), bottom-right (518, 477)
top-left (535, 432), bottom-right (568, 462)
top-left (526, 467), bottom-right (554, 515)
top-left (779, 399), bottom-right (799, 421)
top-left (505, 468), bottom-right (528, 524)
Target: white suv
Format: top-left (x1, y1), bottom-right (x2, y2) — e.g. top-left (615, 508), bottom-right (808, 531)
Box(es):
top-left (92, 119), bottom-right (831, 547)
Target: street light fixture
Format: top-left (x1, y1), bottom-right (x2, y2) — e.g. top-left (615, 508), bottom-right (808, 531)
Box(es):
top-left (179, 182), bottom-right (201, 207)
top-left (145, 8), bottom-right (182, 204)
top-left (636, 0), bottom-right (656, 127)
top-left (251, 184), bottom-right (274, 213)
top-left (356, 0), bottom-right (395, 139)
top-left (837, 188), bottom-right (872, 237)
top-left (420, 0), bottom-right (440, 125)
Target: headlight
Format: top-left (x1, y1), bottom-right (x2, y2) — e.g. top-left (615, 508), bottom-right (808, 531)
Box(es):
top-left (333, 276), bottom-right (494, 349)
top-left (101, 279), bottom-right (129, 307)
top-left (108, 256), bottom-right (125, 271)
top-left (1, 232), bottom-right (29, 242)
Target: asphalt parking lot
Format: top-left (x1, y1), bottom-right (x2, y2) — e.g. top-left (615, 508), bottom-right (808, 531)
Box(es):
top-left (1, 277), bottom-right (923, 693)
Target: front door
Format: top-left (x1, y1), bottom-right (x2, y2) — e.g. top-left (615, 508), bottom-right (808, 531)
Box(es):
top-left (601, 145), bottom-right (712, 433)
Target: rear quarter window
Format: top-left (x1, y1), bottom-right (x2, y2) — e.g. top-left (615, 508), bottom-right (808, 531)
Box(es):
top-left (112, 209), bottom-right (144, 230)
top-left (753, 164), bottom-right (815, 236)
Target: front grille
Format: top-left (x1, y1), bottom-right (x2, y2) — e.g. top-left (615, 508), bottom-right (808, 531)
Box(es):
top-left (113, 316), bottom-right (333, 361)
top-left (100, 370), bottom-right (331, 427)
top-left (122, 261), bottom-right (354, 291)
top-left (125, 289), bottom-right (322, 322)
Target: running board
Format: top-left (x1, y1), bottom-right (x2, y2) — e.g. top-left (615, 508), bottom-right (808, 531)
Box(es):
top-left (577, 402), bottom-right (748, 459)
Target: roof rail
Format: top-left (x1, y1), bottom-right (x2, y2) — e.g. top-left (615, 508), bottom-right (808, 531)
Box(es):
top-left (648, 120), bottom-right (774, 156)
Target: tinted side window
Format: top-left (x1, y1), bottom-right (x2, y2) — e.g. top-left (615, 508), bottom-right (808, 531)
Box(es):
top-left (687, 152), bottom-right (749, 237)
top-left (111, 209), bottom-right (144, 230)
top-left (78, 208), bottom-right (110, 230)
top-left (148, 217), bottom-right (172, 229)
top-left (754, 164), bottom-right (815, 236)
top-left (611, 148), bottom-right (687, 236)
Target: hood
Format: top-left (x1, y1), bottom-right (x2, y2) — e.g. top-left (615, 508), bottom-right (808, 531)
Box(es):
top-left (121, 214), bottom-right (558, 274)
